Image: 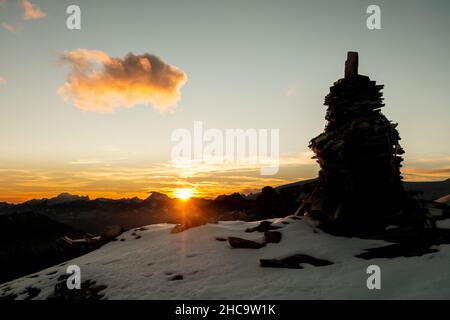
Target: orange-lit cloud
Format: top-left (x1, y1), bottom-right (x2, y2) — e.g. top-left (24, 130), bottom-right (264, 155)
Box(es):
top-left (402, 166), bottom-right (450, 182)
top-left (2, 23), bottom-right (15, 33)
top-left (58, 49), bottom-right (188, 113)
top-left (0, 76), bottom-right (6, 86)
top-left (401, 154), bottom-right (450, 181)
top-left (22, 0), bottom-right (46, 20)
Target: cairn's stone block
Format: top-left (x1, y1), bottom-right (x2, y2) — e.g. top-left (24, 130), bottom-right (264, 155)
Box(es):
top-left (345, 51), bottom-right (358, 79)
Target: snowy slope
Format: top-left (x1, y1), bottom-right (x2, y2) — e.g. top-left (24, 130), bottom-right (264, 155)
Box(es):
top-left (2, 215), bottom-right (450, 300)
top-left (436, 194), bottom-right (450, 206)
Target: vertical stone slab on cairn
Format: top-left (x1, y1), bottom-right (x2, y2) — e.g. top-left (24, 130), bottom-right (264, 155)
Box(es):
top-left (298, 52), bottom-right (429, 234)
top-left (344, 51), bottom-right (358, 79)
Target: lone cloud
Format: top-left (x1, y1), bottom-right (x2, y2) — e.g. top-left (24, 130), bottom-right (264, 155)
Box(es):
top-left (58, 49), bottom-right (188, 113)
top-left (22, 0), bottom-right (46, 20)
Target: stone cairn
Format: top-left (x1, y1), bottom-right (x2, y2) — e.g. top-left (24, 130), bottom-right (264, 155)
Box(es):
top-left (298, 52), bottom-right (430, 234)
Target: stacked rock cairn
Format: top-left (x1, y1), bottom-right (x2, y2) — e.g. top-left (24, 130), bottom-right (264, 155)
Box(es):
top-left (298, 52), bottom-right (431, 234)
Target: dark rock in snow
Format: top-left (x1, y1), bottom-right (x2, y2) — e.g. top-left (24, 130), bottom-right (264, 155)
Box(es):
top-left (260, 254), bottom-right (333, 269)
top-left (228, 237), bottom-right (266, 249)
top-left (358, 224), bottom-right (450, 254)
top-left (264, 231), bottom-right (282, 243)
top-left (22, 287), bottom-right (41, 300)
top-left (355, 225), bottom-right (450, 259)
top-left (245, 221), bottom-right (281, 233)
top-left (102, 225), bottom-right (124, 239)
top-left (356, 243), bottom-right (438, 259)
top-left (57, 274), bottom-right (69, 282)
top-left (0, 292), bottom-right (17, 300)
top-left (171, 216), bottom-right (208, 233)
top-left (48, 279), bottom-right (107, 300)
top-left (168, 274), bottom-right (184, 281)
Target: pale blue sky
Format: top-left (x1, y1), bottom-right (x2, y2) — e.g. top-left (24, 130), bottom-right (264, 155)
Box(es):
top-left (0, 0), bottom-right (449, 201)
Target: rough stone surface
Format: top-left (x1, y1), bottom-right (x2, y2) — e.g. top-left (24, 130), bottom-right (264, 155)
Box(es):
top-left (264, 230), bottom-right (282, 243)
top-left (345, 51), bottom-right (358, 78)
top-left (298, 52), bottom-right (431, 233)
top-left (228, 237), bottom-right (266, 249)
top-left (245, 221), bottom-right (281, 233)
top-left (260, 254), bottom-right (333, 269)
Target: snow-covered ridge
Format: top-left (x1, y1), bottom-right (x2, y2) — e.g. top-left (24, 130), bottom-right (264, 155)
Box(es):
top-left (2, 215), bottom-right (450, 300)
top-left (436, 194), bottom-right (450, 206)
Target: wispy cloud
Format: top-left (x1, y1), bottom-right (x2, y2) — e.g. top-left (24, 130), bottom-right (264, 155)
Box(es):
top-left (69, 159), bottom-right (106, 165)
top-left (2, 23), bottom-right (16, 33)
top-left (1, 151), bottom-right (447, 203)
top-left (402, 166), bottom-right (450, 182)
top-left (0, 76), bottom-right (6, 86)
top-left (405, 154), bottom-right (450, 166)
top-left (0, 165), bottom-right (295, 204)
top-left (402, 154), bottom-right (450, 181)
top-left (22, 0), bottom-right (46, 20)
top-left (0, 151), bottom-right (318, 203)
top-left (285, 84), bottom-right (299, 98)
top-left (58, 49), bottom-right (188, 113)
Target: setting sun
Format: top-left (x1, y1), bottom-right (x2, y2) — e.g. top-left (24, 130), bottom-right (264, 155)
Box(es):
top-left (175, 188), bottom-right (194, 200)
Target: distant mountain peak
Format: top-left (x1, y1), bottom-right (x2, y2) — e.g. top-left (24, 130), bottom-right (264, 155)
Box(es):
top-left (144, 192), bottom-right (170, 202)
top-left (48, 193), bottom-right (90, 205)
top-left (22, 193), bottom-right (90, 206)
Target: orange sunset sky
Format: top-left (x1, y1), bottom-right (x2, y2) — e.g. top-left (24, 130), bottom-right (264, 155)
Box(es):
top-left (1, 0), bottom-right (449, 203)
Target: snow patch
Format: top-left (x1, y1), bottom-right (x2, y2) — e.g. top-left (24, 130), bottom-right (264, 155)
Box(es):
top-left (2, 216), bottom-right (450, 299)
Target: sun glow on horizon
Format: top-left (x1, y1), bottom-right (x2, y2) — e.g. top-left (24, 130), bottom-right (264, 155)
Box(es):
top-left (174, 188), bottom-right (194, 200)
